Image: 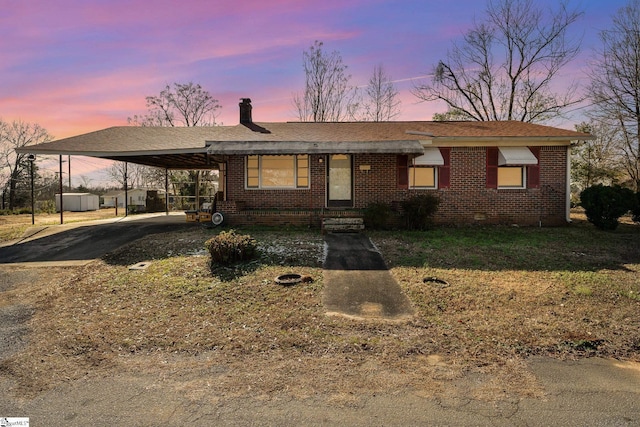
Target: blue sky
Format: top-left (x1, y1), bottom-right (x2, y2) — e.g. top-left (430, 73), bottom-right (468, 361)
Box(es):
top-left (0, 0), bottom-right (631, 183)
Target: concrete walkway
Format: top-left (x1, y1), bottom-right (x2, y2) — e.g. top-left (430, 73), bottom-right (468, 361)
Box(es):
top-left (322, 232), bottom-right (413, 320)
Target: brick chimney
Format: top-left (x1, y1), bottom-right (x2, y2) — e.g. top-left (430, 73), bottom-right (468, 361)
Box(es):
top-left (239, 98), bottom-right (252, 124)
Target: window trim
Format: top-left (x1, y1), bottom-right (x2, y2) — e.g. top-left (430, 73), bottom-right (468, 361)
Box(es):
top-left (245, 154), bottom-right (310, 190)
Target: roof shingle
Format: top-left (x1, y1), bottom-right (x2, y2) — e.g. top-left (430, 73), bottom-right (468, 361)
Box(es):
top-left (21, 121), bottom-right (592, 157)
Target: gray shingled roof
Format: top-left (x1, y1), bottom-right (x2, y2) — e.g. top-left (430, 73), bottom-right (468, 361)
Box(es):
top-left (17, 121), bottom-right (592, 169)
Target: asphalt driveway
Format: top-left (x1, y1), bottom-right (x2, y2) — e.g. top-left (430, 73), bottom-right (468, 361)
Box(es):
top-left (0, 213), bottom-right (189, 266)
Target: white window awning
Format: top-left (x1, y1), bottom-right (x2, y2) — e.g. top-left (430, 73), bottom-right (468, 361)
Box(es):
top-left (498, 147), bottom-right (538, 165)
top-left (412, 147), bottom-right (444, 166)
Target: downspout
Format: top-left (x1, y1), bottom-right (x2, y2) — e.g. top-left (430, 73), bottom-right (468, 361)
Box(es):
top-left (565, 145), bottom-right (572, 224)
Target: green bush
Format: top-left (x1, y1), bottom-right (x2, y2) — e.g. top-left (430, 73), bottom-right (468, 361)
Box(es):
top-left (400, 194), bottom-right (440, 230)
top-left (38, 200), bottom-right (56, 214)
top-left (205, 229), bottom-right (257, 265)
top-left (363, 202), bottom-right (393, 230)
top-left (580, 184), bottom-right (637, 230)
top-left (0, 208), bottom-right (39, 215)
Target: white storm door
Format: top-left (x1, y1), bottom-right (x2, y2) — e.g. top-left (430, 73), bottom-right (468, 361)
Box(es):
top-left (327, 154), bottom-right (353, 207)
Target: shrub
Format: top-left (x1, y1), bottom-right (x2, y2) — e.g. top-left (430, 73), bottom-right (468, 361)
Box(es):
top-left (38, 200), bottom-right (56, 214)
top-left (580, 184), bottom-right (637, 230)
top-left (205, 230), bottom-right (257, 265)
top-left (363, 202), bottom-right (393, 230)
top-left (400, 194), bottom-right (440, 230)
top-left (633, 192), bottom-right (640, 223)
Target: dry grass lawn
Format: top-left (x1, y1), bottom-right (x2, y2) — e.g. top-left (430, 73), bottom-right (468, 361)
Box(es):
top-left (1, 212), bottom-right (638, 402)
top-left (0, 209), bottom-right (124, 242)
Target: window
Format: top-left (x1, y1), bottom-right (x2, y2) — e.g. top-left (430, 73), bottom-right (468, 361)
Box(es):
top-left (399, 147), bottom-right (450, 190)
top-left (409, 166), bottom-right (436, 188)
top-left (246, 155), bottom-right (310, 189)
top-left (296, 154), bottom-right (309, 187)
top-left (487, 147), bottom-right (540, 189)
top-left (497, 166), bottom-right (525, 188)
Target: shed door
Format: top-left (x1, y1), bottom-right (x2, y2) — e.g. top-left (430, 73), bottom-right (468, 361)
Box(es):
top-left (327, 154), bottom-right (353, 208)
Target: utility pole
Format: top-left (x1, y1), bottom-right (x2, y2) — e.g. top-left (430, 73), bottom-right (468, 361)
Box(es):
top-left (28, 154), bottom-right (35, 225)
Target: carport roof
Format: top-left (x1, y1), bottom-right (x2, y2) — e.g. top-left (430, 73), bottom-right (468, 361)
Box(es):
top-left (17, 121), bottom-right (592, 169)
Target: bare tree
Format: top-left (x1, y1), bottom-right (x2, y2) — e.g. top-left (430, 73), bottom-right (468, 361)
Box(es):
top-left (128, 82), bottom-right (221, 207)
top-left (128, 82), bottom-right (221, 127)
top-left (108, 162), bottom-right (147, 189)
top-left (589, 0), bottom-right (640, 191)
top-left (0, 119), bottom-right (52, 210)
top-left (413, 0), bottom-right (583, 123)
top-left (571, 121), bottom-right (623, 193)
top-left (362, 64), bottom-right (401, 121)
top-left (293, 41), bottom-right (357, 122)
top-left (77, 175), bottom-right (93, 191)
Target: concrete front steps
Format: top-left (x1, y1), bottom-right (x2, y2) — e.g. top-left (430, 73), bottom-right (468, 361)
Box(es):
top-left (322, 217), bottom-right (364, 233)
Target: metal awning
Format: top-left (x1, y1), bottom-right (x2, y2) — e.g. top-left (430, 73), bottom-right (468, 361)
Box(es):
top-left (498, 147), bottom-right (538, 165)
top-left (206, 140), bottom-right (425, 155)
top-left (412, 147), bottom-right (444, 166)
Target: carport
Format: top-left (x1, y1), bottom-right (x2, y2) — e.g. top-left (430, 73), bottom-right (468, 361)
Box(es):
top-left (16, 126), bottom-right (229, 223)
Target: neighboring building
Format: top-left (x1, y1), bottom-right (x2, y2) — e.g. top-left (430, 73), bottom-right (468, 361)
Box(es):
top-left (55, 193), bottom-right (99, 212)
top-left (19, 99), bottom-right (593, 227)
top-left (102, 189), bottom-right (167, 212)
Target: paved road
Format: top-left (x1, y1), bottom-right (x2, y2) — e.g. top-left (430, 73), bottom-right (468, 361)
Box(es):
top-left (1, 357), bottom-right (639, 426)
top-left (0, 213), bottom-right (189, 265)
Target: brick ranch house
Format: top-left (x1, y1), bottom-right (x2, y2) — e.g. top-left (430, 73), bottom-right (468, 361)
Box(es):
top-left (20, 98), bottom-right (592, 228)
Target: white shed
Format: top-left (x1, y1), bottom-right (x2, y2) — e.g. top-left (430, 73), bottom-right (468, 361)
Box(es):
top-left (55, 193), bottom-right (100, 212)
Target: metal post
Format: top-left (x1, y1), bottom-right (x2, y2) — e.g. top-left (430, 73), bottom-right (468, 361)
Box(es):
top-left (68, 155), bottom-right (71, 191)
top-left (195, 171), bottom-right (200, 211)
top-left (124, 162), bottom-right (128, 217)
top-left (59, 155), bottom-right (64, 224)
top-left (165, 168), bottom-right (169, 215)
top-left (29, 154), bottom-right (35, 225)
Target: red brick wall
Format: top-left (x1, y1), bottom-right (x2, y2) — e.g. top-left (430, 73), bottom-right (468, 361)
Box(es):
top-left (428, 146), bottom-right (567, 225)
top-left (224, 155), bottom-right (325, 210)
top-left (221, 146), bottom-right (568, 227)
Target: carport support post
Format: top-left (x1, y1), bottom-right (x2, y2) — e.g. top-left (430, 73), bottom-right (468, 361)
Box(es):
top-left (59, 155), bottom-right (64, 224)
top-left (195, 171), bottom-right (200, 211)
top-left (165, 168), bottom-right (169, 215)
top-left (29, 156), bottom-right (35, 225)
top-left (124, 162), bottom-right (128, 217)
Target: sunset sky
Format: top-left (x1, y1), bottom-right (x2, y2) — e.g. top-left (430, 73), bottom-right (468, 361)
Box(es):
top-left (0, 0), bottom-right (631, 185)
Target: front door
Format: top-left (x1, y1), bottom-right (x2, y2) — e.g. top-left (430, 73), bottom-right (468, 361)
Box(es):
top-left (327, 154), bottom-right (353, 207)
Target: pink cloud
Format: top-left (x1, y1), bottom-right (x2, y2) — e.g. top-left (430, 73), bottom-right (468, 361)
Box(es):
top-left (1, 0), bottom-right (623, 144)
